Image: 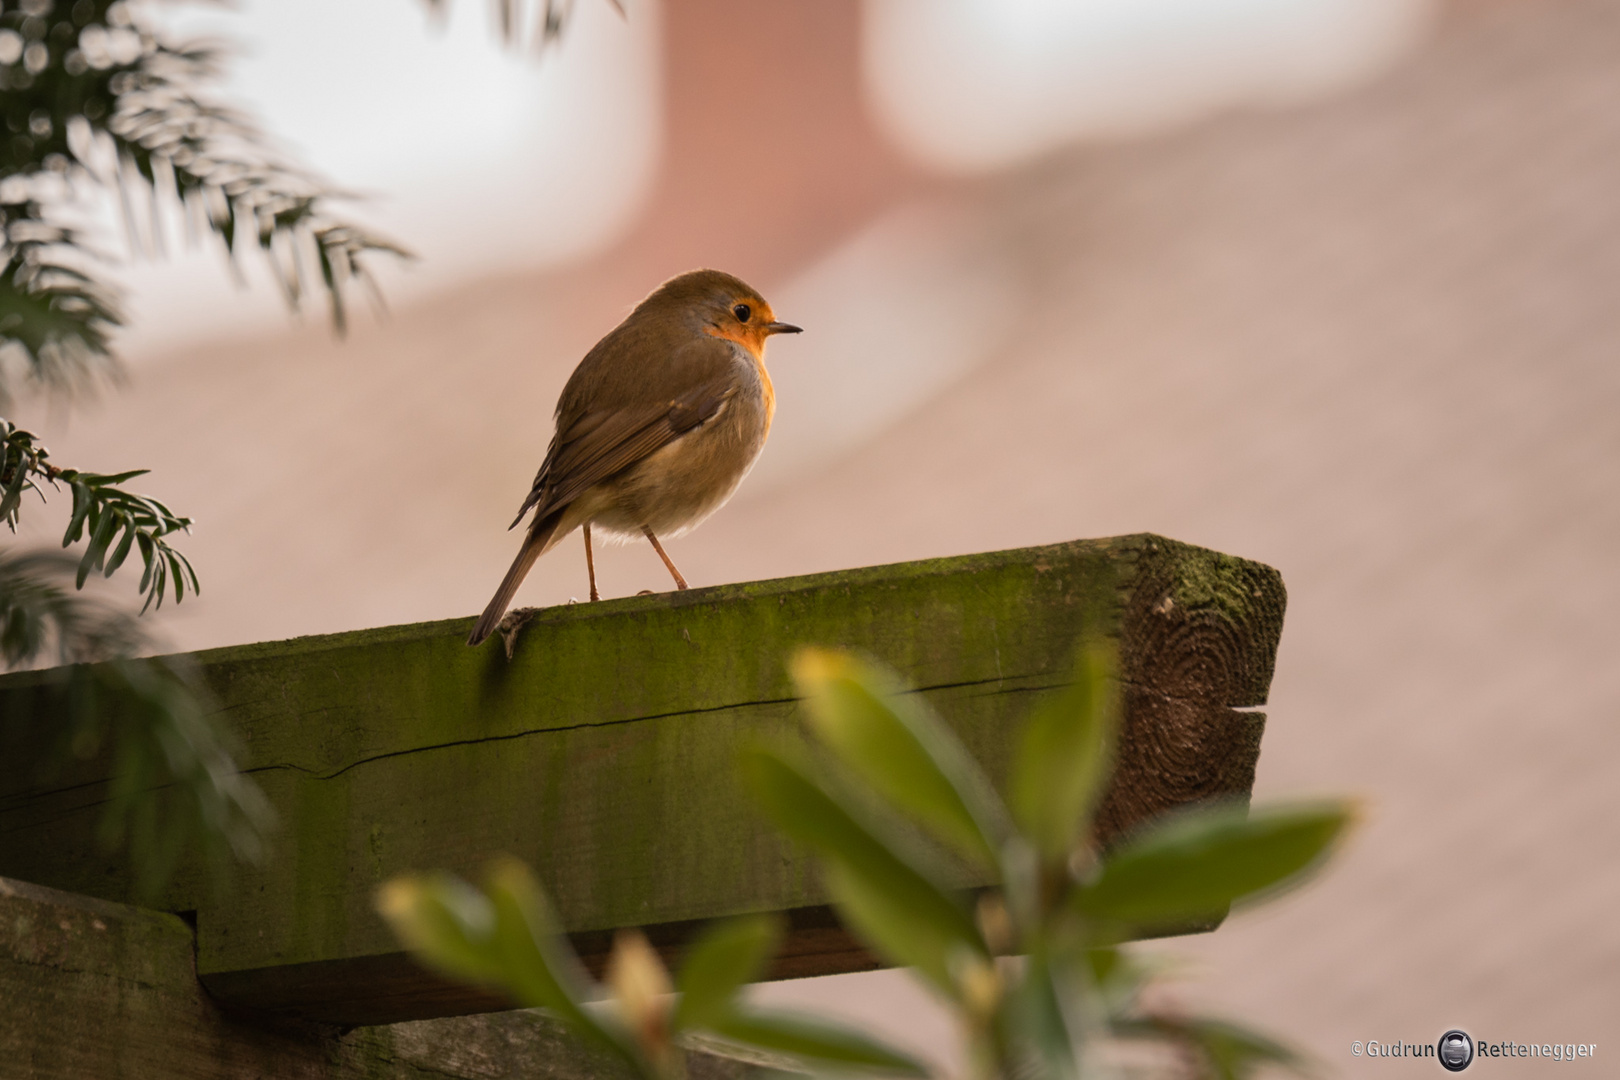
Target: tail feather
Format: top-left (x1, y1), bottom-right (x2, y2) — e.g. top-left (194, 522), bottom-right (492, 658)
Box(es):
top-left (468, 511), bottom-right (568, 646)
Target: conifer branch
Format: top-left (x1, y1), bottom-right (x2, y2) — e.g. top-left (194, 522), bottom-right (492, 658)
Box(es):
top-left (2, 419), bottom-right (195, 612)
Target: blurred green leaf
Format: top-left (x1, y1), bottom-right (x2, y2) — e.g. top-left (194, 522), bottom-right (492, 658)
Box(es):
top-left (1, 550), bottom-right (271, 897)
top-left (707, 1007), bottom-right (930, 1076)
top-left (672, 914), bottom-right (781, 1032)
top-left (376, 872), bottom-right (504, 986)
top-left (1085, 946), bottom-right (1121, 986)
top-left (1, 8), bottom-right (409, 411)
top-left (1001, 956), bottom-right (1084, 1080)
top-left (1009, 639), bottom-right (1121, 865)
top-left (0, 200), bottom-right (124, 406)
top-left (483, 858), bottom-right (632, 1057)
top-left (826, 861), bottom-right (981, 996)
top-left (1188, 1018), bottom-right (1307, 1080)
top-left (378, 860), bottom-right (636, 1064)
top-left (1075, 802), bottom-right (1354, 931)
top-left (1115, 1016), bottom-right (1308, 1080)
top-left (740, 745), bottom-right (985, 993)
top-left (101, 654), bottom-right (273, 898)
top-left (604, 928), bottom-right (676, 1073)
top-left (791, 647), bottom-right (1010, 870)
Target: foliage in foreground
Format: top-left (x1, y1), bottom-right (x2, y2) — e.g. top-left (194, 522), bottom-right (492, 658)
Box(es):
top-left (0, 0), bottom-right (620, 896)
top-left (380, 640), bottom-right (1352, 1079)
top-left (747, 644), bottom-right (1346, 1079)
top-left (1, 0), bottom-right (414, 609)
top-left (379, 859), bottom-right (926, 1078)
top-left (1, 0), bottom-right (404, 401)
top-left (0, 550), bottom-right (271, 897)
top-left (0, 0), bottom-right (409, 886)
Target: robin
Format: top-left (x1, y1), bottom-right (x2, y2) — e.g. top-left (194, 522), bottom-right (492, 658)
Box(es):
top-left (467, 269), bottom-right (801, 646)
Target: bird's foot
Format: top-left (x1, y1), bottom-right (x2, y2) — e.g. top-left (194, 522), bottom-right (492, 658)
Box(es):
top-left (496, 606), bottom-right (543, 660)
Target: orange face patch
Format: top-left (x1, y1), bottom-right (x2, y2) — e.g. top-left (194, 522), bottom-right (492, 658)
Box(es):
top-left (703, 322), bottom-right (766, 358)
top-left (703, 307), bottom-right (776, 429)
top-left (702, 301), bottom-right (776, 359)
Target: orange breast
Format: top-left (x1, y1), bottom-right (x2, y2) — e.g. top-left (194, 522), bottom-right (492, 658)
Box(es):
top-left (758, 362), bottom-right (776, 432)
top-left (705, 325), bottom-right (776, 433)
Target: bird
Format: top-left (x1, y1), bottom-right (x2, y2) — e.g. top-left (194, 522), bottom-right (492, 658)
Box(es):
top-left (467, 269), bottom-right (801, 646)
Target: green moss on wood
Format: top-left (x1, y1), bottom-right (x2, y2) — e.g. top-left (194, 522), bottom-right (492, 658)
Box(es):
top-left (0, 874), bottom-right (762, 1079)
top-left (0, 534), bottom-right (1285, 1025)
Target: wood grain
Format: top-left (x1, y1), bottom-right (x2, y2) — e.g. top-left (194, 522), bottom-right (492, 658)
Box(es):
top-left (0, 875), bottom-right (763, 1080)
top-left (0, 534), bottom-right (1285, 1026)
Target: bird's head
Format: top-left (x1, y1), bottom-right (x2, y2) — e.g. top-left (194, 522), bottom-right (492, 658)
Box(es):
top-left (646, 269), bottom-right (802, 359)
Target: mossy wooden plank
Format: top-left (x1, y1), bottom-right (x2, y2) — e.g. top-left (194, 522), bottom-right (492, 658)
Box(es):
top-left (0, 875), bottom-right (762, 1080)
top-left (0, 534), bottom-right (1285, 1026)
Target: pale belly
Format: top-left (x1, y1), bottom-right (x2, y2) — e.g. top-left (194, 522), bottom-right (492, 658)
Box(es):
top-left (586, 394), bottom-right (770, 539)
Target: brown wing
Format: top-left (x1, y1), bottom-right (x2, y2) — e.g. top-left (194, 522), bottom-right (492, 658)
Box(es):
top-left (509, 334), bottom-right (744, 528)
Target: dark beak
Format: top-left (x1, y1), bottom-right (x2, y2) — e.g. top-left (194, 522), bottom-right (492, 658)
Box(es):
top-left (766, 321), bottom-right (802, 335)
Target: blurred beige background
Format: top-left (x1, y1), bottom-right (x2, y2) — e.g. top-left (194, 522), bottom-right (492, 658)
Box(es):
top-left (12, 0), bottom-right (1618, 1074)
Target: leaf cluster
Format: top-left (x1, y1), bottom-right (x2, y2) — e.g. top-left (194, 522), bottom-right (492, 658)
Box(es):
top-left (0, 0), bottom-right (406, 405)
top-left (739, 643), bottom-right (1353, 1080)
top-left (0, 196), bottom-right (122, 405)
top-left (379, 636), bottom-right (1352, 1080)
top-left (0, 548), bottom-right (271, 897)
top-left (378, 858), bottom-right (926, 1080)
top-left (0, 0), bottom-right (425, 920)
top-left (3, 418), bottom-right (195, 611)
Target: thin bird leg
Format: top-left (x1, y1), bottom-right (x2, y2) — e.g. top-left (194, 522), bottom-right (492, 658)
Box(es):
top-left (641, 526), bottom-right (689, 590)
top-left (583, 523), bottom-right (600, 601)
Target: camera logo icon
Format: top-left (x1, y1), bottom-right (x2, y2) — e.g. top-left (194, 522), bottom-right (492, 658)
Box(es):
top-left (1438, 1030), bottom-right (1474, 1072)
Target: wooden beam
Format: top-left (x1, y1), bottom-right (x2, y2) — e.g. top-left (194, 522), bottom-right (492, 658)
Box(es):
top-left (0, 535), bottom-right (1284, 1027)
top-left (0, 874), bottom-right (760, 1080)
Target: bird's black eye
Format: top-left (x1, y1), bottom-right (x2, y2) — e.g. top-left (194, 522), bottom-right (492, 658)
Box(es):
top-left (732, 303), bottom-right (752, 323)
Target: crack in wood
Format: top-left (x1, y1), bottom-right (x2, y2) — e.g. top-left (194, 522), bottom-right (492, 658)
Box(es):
top-left (0, 535), bottom-right (1286, 1030)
